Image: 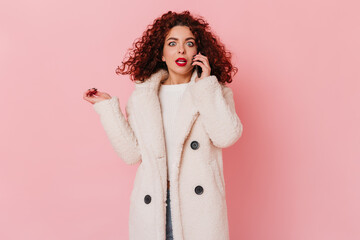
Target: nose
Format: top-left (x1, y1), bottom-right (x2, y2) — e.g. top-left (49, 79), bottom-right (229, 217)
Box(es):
top-left (178, 46), bottom-right (185, 54)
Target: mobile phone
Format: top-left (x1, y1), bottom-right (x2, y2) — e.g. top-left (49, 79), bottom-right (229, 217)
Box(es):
top-left (195, 51), bottom-right (206, 78)
top-left (195, 64), bottom-right (202, 78)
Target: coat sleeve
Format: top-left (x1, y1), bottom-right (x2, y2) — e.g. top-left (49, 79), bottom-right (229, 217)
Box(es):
top-left (93, 96), bottom-right (142, 165)
top-left (188, 75), bottom-right (243, 148)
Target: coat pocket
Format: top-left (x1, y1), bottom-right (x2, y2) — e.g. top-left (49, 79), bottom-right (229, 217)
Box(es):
top-left (208, 159), bottom-right (225, 198)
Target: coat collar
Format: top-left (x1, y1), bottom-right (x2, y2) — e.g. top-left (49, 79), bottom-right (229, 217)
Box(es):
top-left (134, 68), bottom-right (198, 90)
top-left (130, 68), bottom-right (200, 193)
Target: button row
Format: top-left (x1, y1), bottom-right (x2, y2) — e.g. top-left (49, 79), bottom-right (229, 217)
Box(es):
top-left (144, 185), bottom-right (204, 204)
top-left (144, 140), bottom-right (201, 204)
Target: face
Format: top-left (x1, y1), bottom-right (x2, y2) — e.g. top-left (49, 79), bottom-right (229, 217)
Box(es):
top-left (162, 26), bottom-right (198, 75)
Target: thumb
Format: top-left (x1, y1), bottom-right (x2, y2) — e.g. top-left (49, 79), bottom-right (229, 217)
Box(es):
top-left (94, 91), bottom-right (111, 99)
top-left (94, 91), bottom-right (105, 97)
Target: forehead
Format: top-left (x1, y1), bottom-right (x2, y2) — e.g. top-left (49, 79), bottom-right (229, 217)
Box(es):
top-left (165, 26), bottom-right (195, 40)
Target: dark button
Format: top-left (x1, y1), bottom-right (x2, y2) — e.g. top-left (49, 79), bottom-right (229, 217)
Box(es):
top-left (144, 195), bottom-right (151, 204)
top-left (190, 141), bottom-right (199, 150)
top-left (194, 185), bottom-right (204, 195)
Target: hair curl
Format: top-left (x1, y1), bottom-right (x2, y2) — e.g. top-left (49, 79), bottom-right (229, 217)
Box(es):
top-left (116, 10), bottom-right (238, 85)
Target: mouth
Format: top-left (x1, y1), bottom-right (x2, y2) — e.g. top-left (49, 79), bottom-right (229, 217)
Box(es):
top-left (175, 58), bottom-right (187, 66)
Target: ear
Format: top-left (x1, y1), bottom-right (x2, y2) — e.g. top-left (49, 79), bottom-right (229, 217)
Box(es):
top-left (162, 56), bottom-right (165, 62)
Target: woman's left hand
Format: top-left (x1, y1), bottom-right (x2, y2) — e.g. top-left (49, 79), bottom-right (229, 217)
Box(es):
top-left (192, 52), bottom-right (211, 82)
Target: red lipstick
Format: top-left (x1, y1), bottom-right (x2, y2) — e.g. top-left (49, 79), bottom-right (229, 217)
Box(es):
top-left (175, 58), bottom-right (187, 66)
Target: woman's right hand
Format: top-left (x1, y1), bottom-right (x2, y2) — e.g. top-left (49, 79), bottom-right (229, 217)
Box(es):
top-left (83, 88), bottom-right (112, 104)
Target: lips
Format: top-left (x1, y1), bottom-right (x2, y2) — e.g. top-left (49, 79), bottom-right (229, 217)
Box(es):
top-left (175, 58), bottom-right (187, 66)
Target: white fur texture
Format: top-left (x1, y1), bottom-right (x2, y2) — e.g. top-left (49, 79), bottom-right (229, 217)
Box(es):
top-left (93, 68), bottom-right (243, 240)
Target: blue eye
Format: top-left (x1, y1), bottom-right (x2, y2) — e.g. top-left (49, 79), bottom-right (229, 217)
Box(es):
top-left (168, 41), bottom-right (195, 46)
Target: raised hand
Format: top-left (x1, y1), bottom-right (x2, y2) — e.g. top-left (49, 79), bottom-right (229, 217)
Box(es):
top-left (83, 88), bottom-right (112, 104)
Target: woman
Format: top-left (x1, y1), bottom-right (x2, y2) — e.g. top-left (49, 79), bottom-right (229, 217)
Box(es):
top-left (83, 10), bottom-right (243, 240)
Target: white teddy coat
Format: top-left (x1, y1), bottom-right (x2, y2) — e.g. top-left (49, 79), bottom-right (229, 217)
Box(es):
top-left (93, 68), bottom-right (243, 240)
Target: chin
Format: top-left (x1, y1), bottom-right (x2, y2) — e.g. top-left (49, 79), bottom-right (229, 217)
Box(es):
top-left (170, 66), bottom-right (193, 75)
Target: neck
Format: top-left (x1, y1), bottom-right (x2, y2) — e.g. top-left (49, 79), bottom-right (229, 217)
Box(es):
top-left (161, 69), bottom-right (192, 85)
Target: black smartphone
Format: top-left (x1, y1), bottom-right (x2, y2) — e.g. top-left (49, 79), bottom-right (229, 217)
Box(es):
top-left (195, 64), bottom-right (202, 78)
top-left (195, 51), bottom-right (206, 78)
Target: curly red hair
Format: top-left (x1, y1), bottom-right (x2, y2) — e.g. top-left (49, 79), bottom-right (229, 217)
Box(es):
top-left (116, 10), bottom-right (238, 85)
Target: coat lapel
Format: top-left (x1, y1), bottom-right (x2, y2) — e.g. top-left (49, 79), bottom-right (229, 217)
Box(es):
top-left (171, 79), bottom-right (200, 169)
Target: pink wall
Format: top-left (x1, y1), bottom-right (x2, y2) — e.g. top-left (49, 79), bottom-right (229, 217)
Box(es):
top-left (1, 0), bottom-right (359, 239)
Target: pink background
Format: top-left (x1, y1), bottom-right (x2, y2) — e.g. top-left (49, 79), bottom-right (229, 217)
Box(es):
top-left (1, 0), bottom-right (359, 239)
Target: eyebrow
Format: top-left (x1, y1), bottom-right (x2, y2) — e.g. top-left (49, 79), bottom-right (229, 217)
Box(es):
top-left (166, 37), bottom-right (195, 41)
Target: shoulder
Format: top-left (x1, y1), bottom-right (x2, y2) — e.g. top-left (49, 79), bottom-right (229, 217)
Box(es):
top-left (220, 81), bottom-right (234, 96)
